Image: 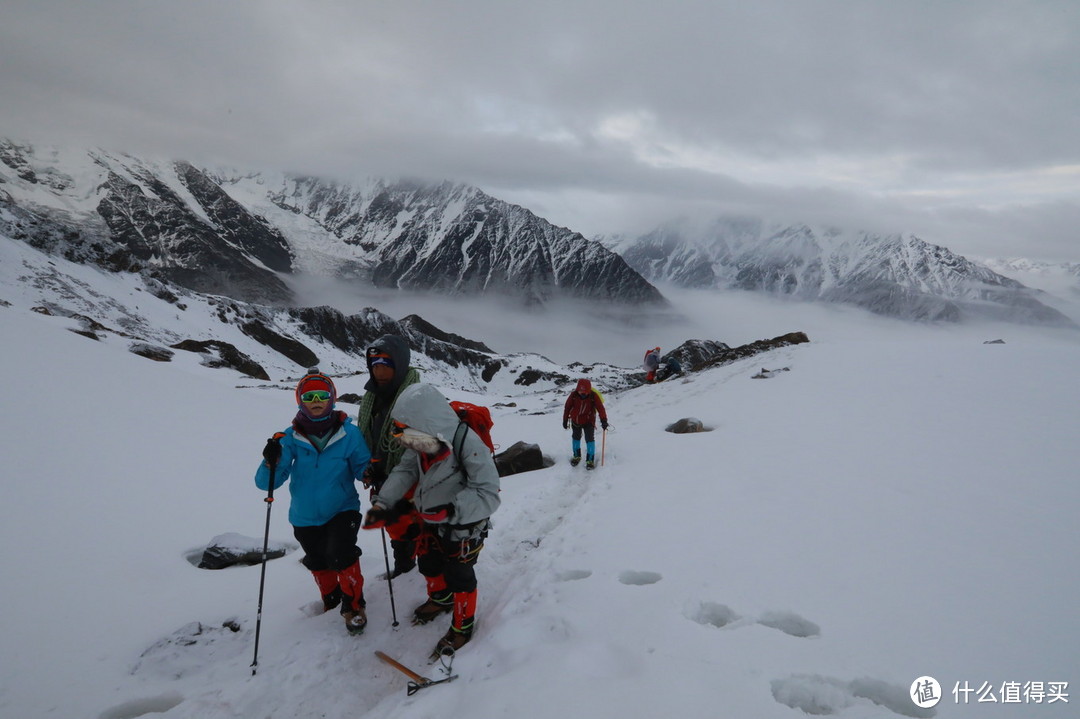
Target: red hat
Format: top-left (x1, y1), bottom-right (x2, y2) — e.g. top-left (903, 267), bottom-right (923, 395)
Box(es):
top-left (295, 371), bottom-right (337, 418)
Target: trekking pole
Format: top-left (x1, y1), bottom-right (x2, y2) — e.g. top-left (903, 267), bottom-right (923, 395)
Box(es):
top-left (380, 527), bottom-right (400, 627)
top-left (251, 436), bottom-right (280, 676)
top-left (601, 428), bottom-right (607, 466)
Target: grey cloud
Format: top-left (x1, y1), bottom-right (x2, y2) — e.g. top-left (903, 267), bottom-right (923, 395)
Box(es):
top-left (2, 0), bottom-right (1078, 260)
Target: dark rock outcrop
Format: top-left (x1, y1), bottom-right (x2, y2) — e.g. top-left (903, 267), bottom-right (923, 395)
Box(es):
top-left (695, 332), bottom-right (809, 372)
top-left (170, 339), bottom-right (270, 379)
top-left (240, 319), bottom-right (320, 369)
top-left (494, 441), bottom-right (553, 477)
top-left (130, 342), bottom-right (175, 362)
top-left (666, 418), bottom-right (709, 433)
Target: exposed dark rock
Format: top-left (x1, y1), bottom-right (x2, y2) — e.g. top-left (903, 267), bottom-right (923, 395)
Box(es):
top-left (663, 339), bottom-right (732, 370)
top-left (130, 342), bottom-right (175, 362)
top-left (694, 332), bottom-right (810, 372)
top-left (95, 170), bottom-right (293, 304)
top-left (191, 532), bottom-right (293, 569)
top-left (291, 305), bottom-right (503, 379)
top-left (494, 441), bottom-right (553, 477)
top-left (175, 161), bottom-right (293, 273)
top-left (482, 361), bottom-right (504, 382)
top-left (752, 367), bottom-right (790, 379)
top-left (398, 314), bottom-right (493, 352)
top-left (170, 339), bottom-right (270, 380)
top-left (240, 319), bottom-right (320, 369)
top-left (514, 367), bottom-right (571, 386)
top-left (290, 305), bottom-right (398, 355)
top-left (666, 418), bottom-right (709, 433)
top-left (984, 339), bottom-right (1006, 344)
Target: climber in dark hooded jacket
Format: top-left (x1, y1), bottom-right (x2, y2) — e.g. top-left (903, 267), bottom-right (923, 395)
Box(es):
top-left (356, 334), bottom-right (422, 578)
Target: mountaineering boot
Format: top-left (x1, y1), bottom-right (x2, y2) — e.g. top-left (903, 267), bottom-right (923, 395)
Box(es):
top-left (570, 453), bottom-right (581, 466)
top-left (338, 561), bottom-right (367, 635)
top-left (586, 459), bottom-right (596, 470)
top-left (343, 606), bottom-right (367, 635)
top-left (431, 589), bottom-right (477, 660)
top-left (311, 569), bottom-right (343, 612)
top-left (412, 589), bottom-right (454, 625)
top-left (431, 624), bottom-right (473, 660)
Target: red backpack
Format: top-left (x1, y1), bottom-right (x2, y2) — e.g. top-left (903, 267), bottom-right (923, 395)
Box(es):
top-left (449, 400), bottom-right (496, 457)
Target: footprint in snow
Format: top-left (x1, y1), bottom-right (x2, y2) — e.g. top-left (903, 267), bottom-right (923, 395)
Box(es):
top-left (555, 569), bottom-right (592, 582)
top-left (617, 570), bottom-right (662, 585)
top-left (771, 674), bottom-right (936, 718)
top-left (687, 601), bottom-right (741, 628)
top-left (686, 602), bottom-right (820, 637)
top-left (756, 610), bottom-right (821, 638)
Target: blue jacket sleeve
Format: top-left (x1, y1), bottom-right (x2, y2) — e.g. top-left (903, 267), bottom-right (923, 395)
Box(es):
top-left (349, 429), bottom-right (372, 482)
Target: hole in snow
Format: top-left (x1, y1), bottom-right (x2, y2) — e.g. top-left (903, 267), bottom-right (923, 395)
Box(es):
top-left (687, 601), bottom-right (740, 628)
top-left (757, 610), bottom-right (821, 638)
top-left (555, 569), bottom-right (592, 582)
top-left (617, 570), bottom-right (662, 585)
top-left (771, 675), bottom-right (936, 718)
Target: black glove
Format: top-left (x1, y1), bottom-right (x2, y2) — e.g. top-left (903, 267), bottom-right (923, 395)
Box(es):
top-left (601, 420), bottom-right (609, 430)
top-left (362, 462), bottom-right (386, 490)
top-left (562, 420), bottom-right (568, 430)
top-left (262, 435), bottom-right (283, 466)
top-left (363, 505), bottom-right (390, 530)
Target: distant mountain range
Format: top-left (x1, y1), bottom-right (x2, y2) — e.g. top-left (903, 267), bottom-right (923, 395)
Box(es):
top-left (603, 217), bottom-right (1075, 326)
top-left (0, 139), bottom-right (661, 306)
top-left (2, 138), bottom-right (1075, 329)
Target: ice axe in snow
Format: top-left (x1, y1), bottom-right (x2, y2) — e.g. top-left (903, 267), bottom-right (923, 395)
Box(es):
top-left (375, 651), bottom-right (457, 694)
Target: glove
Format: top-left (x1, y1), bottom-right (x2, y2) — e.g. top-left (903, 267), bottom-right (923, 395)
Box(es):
top-left (262, 434), bottom-right (284, 466)
top-left (362, 505), bottom-right (390, 530)
top-left (601, 421), bottom-right (609, 430)
top-left (361, 462), bottom-right (385, 490)
top-left (419, 504), bottom-right (454, 523)
top-left (562, 420), bottom-right (568, 430)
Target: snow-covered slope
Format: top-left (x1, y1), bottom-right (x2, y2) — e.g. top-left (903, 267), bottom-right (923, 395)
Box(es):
top-left (1, 287), bottom-right (1076, 719)
top-left (610, 217), bottom-right (1074, 326)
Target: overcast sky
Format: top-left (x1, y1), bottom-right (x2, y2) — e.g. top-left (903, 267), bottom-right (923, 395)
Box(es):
top-left (3, 1), bottom-right (1078, 261)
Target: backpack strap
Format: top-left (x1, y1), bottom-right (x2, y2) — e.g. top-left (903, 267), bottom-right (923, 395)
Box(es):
top-left (451, 421), bottom-right (470, 480)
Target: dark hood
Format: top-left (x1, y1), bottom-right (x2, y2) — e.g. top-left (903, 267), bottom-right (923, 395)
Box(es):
top-left (364, 334), bottom-right (412, 393)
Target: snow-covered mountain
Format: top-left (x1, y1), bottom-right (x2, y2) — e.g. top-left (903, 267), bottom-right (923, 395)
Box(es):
top-left (606, 217), bottom-right (1075, 326)
top-left (0, 229), bottom-right (647, 395)
top-left (0, 139), bottom-right (662, 306)
top-left (981, 258), bottom-right (1080, 297)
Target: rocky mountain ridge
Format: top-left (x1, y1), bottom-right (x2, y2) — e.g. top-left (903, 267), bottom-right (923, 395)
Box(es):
top-left (0, 231), bottom-right (801, 398)
top-left (607, 217), bottom-right (1075, 326)
top-left (0, 139), bottom-right (662, 307)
